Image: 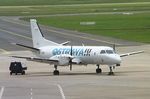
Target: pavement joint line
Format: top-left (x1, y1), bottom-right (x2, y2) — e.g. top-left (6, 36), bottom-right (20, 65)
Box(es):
top-left (2, 18), bottom-right (121, 45)
top-left (0, 28), bottom-right (32, 40)
top-left (0, 86), bottom-right (4, 99)
top-left (56, 84), bottom-right (66, 99)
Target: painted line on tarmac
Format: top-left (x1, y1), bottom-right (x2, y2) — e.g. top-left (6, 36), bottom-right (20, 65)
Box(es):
top-left (2, 18), bottom-right (29, 27)
top-left (0, 28), bottom-right (31, 40)
top-left (30, 88), bottom-right (33, 99)
top-left (0, 86), bottom-right (4, 99)
top-left (56, 84), bottom-right (66, 99)
top-left (2, 18), bottom-right (121, 45)
top-left (46, 28), bottom-right (121, 45)
top-left (0, 48), bottom-right (10, 55)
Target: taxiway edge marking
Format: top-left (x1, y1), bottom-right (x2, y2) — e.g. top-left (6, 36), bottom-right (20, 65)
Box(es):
top-left (0, 28), bottom-right (31, 40)
top-left (0, 48), bottom-right (10, 55)
top-left (47, 29), bottom-right (121, 45)
top-left (56, 84), bottom-right (66, 99)
top-left (0, 86), bottom-right (4, 99)
top-left (30, 88), bottom-right (33, 99)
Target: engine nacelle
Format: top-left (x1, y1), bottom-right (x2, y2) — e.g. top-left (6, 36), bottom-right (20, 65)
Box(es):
top-left (50, 55), bottom-right (72, 66)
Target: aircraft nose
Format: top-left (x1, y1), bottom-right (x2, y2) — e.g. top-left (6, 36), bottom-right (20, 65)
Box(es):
top-left (115, 55), bottom-right (121, 64)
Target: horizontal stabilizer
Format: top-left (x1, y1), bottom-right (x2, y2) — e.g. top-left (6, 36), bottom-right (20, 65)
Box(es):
top-left (12, 43), bottom-right (39, 52)
top-left (60, 41), bottom-right (70, 45)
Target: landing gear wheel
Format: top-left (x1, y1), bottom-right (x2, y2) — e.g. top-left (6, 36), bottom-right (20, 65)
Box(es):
top-left (22, 71), bottom-right (25, 75)
top-left (108, 72), bottom-right (114, 75)
top-left (53, 70), bottom-right (59, 75)
top-left (108, 66), bottom-right (114, 75)
top-left (53, 65), bottom-right (59, 75)
top-left (96, 64), bottom-right (102, 74)
top-left (10, 72), bottom-right (12, 75)
top-left (96, 68), bottom-right (102, 74)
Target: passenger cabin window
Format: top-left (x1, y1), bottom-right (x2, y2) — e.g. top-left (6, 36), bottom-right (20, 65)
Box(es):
top-left (100, 50), bottom-right (106, 54)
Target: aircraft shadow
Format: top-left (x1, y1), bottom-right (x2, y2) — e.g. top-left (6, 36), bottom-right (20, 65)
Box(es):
top-left (11, 70), bottom-right (150, 78)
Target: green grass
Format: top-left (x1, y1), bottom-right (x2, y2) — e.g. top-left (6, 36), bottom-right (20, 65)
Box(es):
top-left (0, 2), bottom-right (150, 16)
top-left (0, 0), bottom-right (150, 6)
top-left (23, 13), bottom-right (150, 43)
top-left (1, 0), bottom-right (150, 43)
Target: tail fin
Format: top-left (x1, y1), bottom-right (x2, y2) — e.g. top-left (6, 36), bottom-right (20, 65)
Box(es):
top-left (30, 19), bottom-right (59, 48)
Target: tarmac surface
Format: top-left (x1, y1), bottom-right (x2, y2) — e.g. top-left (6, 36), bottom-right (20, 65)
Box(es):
top-left (0, 17), bottom-right (150, 99)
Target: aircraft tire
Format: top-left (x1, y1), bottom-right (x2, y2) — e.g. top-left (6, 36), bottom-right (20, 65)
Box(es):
top-left (22, 71), bottom-right (25, 75)
top-left (53, 70), bottom-right (59, 75)
top-left (108, 72), bottom-right (114, 75)
top-left (10, 72), bottom-right (12, 75)
top-left (96, 68), bottom-right (102, 74)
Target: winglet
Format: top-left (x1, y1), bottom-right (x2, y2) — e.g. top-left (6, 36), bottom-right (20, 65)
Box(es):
top-left (11, 43), bottom-right (40, 52)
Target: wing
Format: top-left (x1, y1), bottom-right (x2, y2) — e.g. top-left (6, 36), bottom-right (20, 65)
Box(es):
top-left (12, 54), bottom-right (83, 65)
top-left (12, 56), bottom-right (58, 64)
top-left (72, 58), bottom-right (82, 64)
top-left (120, 50), bottom-right (144, 57)
top-left (12, 43), bottom-right (40, 52)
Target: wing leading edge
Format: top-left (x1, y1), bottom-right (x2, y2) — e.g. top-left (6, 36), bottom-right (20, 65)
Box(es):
top-left (12, 56), bottom-right (58, 63)
top-left (120, 50), bottom-right (144, 57)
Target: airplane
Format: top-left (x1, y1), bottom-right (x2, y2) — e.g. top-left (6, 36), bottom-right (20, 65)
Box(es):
top-left (12, 19), bottom-right (144, 75)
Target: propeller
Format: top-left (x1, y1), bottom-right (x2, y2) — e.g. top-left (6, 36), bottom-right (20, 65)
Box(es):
top-left (113, 44), bottom-right (116, 52)
top-left (69, 45), bottom-right (73, 71)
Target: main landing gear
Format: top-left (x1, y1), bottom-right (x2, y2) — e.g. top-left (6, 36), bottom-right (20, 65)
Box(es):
top-left (53, 65), bottom-right (59, 75)
top-left (96, 64), bottom-right (102, 74)
top-left (96, 65), bottom-right (115, 75)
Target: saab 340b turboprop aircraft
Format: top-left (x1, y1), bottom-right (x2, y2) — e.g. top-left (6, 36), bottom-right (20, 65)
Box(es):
top-left (12, 19), bottom-right (144, 75)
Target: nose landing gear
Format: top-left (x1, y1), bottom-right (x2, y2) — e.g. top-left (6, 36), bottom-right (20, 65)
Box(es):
top-left (108, 66), bottom-right (114, 75)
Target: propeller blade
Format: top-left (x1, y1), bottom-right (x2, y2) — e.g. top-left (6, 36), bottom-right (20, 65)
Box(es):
top-left (70, 45), bottom-right (73, 71)
top-left (70, 46), bottom-right (72, 56)
top-left (113, 44), bottom-right (116, 51)
top-left (70, 63), bottom-right (72, 71)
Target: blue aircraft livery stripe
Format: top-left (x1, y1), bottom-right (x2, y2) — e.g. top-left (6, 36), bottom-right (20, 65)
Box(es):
top-left (52, 48), bottom-right (92, 56)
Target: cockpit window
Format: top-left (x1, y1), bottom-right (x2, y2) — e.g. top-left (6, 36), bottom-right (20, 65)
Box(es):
top-left (106, 50), bottom-right (114, 54)
top-left (100, 50), bottom-right (106, 54)
top-left (100, 50), bottom-right (114, 54)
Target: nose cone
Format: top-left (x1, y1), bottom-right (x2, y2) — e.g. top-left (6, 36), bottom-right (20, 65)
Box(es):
top-left (108, 54), bottom-right (121, 64)
top-left (115, 55), bottom-right (121, 64)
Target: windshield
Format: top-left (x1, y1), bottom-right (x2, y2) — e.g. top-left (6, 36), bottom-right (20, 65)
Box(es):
top-left (106, 50), bottom-right (114, 54)
top-left (100, 50), bottom-right (114, 54)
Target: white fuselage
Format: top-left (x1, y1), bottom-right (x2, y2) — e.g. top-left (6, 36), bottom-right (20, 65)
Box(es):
top-left (37, 46), bottom-right (121, 66)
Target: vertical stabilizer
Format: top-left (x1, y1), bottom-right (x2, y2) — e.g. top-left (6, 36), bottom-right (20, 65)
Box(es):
top-left (30, 19), bottom-right (59, 48)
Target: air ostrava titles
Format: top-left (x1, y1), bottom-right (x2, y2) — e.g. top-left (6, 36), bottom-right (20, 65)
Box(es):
top-left (52, 48), bottom-right (92, 56)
